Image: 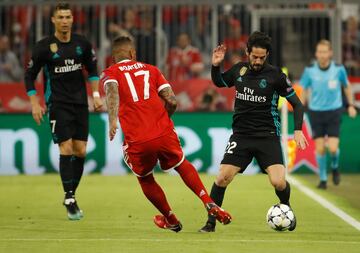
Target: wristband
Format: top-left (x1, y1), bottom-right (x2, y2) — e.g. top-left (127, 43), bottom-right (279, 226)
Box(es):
top-left (93, 91), bottom-right (100, 98)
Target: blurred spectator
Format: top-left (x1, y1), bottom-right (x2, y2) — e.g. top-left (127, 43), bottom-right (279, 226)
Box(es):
top-left (0, 100), bottom-right (4, 112)
top-left (342, 16), bottom-right (360, 75)
top-left (0, 35), bottom-right (23, 82)
top-left (105, 8), bottom-right (141, 67)
top-left (166, 32), bottom-right (204, 82)
top-left (223, 19), bottom-right (248, 70)
top-left (196, 87), bottom-right (227, 111)
top-left (136, 9), bottom-right (156, 65)
top-left (123, 8), bottom-right (140, 38)
top-left (137, 10), bottom-right (168, 69)
top-left (229, 51), bottom-right (243, 65)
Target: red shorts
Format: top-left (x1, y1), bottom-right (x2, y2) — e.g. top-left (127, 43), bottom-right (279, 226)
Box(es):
top-left (123, 130), bottom-right (184, 177)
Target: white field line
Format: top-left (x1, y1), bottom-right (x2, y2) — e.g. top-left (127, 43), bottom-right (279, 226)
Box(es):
top-left (0, 238), bottom-right (359, 244)
top-left (288, 176), bottom-right (360, 231)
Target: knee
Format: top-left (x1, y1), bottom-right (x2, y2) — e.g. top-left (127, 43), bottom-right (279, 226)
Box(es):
top-left (328, 146), bottom-right (338, 155)
top-left (315, 146), bottom-right (326, 155)
top-left (215, 173), bottom-right (234, 187)
top-left (59, 142), bottom-right (73, 155)
top-left (271, 177), bottom-right (286, 190)
top-left (73, 144), bottom-right (87, 157)
top-left (137, 173), bottom-right (155, 186)
top-left (74, 147), bottom-right (86, 157)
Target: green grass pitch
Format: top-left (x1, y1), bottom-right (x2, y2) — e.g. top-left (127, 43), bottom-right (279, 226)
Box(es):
top-left (0, 174), bottom-right (359, 253)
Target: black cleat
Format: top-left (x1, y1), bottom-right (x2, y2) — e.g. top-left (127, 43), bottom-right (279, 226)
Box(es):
top-left (332, 169), bottom-right (341, 185)
top-left (73, 200), bottom-right (84, 218)
top-left (317, 181), bottom-right (327, 189)
top-left (198, 222), bottom-right (216, 233)
top-left (63, 198), bottom-right (81, 220)
top-left (288, 213), bottom-right (297, 231)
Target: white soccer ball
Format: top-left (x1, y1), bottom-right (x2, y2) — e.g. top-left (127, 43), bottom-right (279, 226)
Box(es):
top-left (266, 204), bottom-right (295, 231)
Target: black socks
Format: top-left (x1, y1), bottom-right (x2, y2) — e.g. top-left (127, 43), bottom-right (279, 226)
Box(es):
top-left (60, 155), bottom-right (85, 198)
top-left (72, 156), bottom-right (85, 193)
top-left (59, 155), bottom-right (73, 198)
top-left (208, 183), bottom-right (227, 224)
top-left (275, 181), bottom-right (291, 206)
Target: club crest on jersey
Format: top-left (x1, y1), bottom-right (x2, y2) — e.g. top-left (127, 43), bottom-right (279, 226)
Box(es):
top-left (50, 43), bottom-right (58, 53)
top-left (239, 66), bottom-right (247, 76)
top-left (259, 79), bottom-right (267, 88)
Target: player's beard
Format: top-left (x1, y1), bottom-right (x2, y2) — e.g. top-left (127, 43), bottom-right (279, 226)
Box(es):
top-left (250, 63), bottom-right (263, 71)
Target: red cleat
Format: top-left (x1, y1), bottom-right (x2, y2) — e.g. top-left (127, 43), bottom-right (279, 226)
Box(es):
top-left (206, 203), bottom-right (232, 225)
top-left (153, 215), bottom-right (183, 233)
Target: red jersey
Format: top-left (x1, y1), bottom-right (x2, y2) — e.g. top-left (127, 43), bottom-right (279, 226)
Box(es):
top-left (101, 59), bottom-right (174, 144)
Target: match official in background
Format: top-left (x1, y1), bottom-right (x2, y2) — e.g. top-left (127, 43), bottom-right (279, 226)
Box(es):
top-left (300, 40), bottom-right (357, 189)
top-left (199, 31), bottom-right (308, 233)
top-left (24, 3), bottom-right (103, 220)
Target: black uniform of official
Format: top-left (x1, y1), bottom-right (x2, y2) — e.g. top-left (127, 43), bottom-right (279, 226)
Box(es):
top-left (212, 62), bottom-right (303, 172)
top-left (25, 34), bottom-right (99, 144)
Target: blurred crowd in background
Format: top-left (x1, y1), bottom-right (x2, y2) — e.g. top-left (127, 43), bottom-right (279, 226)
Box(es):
top-left (0, 2), bottom-right (359, 112)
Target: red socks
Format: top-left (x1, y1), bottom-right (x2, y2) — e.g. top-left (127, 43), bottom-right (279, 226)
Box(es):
top-left (175, 159), bottom-right (213, 205)
top-left (137, 159), bottom-right (213, 225)
top-left (137, 174), bottom-right (178, 224)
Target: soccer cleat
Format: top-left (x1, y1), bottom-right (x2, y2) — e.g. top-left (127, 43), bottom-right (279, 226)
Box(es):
top-left (206, 203), bottom-right (232, 225)
top-left (198, 222), bottom-right (216, 233)
top-left (63, 198), bottom-right (81, 220)
top-left (288, 212), bottom-right (297, 231)
top-left (73, 200), bottom-right (84, 218)
top-left (153, 215), bottom-right (182, 233)
top-left (317, 181), bottom-right (327, 189)
top-left (332, 169), bottom-right (341, 185)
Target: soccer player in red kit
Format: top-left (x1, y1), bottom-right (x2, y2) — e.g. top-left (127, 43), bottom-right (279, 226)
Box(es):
top-left (101, 36), bottom-right (232, 232)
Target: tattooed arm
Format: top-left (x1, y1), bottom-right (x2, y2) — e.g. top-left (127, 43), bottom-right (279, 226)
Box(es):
top-left (105, 81), bottom-right (119, 140)
top-left (159, 87), bottom-right (177, 117)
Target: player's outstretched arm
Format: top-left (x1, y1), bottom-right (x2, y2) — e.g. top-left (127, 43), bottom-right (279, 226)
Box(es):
top-left (287, 94), bottom-right (309, 150)
top-left (212, 44), bottom-right (226, 67)
top-left (210, 45), bottom-right (234, 88)
top-left (159, 87), bottom-right (177, 117)
top-left (105, 81), bottom-right (119, 141)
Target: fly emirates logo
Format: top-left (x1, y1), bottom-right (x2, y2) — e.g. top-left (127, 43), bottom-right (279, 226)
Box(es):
top-left (236, 87), bottom-right (266, 103)
top-left (55, 59), bottom-right (82, 73)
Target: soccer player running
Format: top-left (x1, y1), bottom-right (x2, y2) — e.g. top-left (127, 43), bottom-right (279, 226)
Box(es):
top-left (24, 3), bottom-right (103, 220)
top-left (199, 31), bottom-right (308, 233)
top-left (299, 40), bottom-right (357, 189)
top-left (102, 36), bottom-right (232, 233)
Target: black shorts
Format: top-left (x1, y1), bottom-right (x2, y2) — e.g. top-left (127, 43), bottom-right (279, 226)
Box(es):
top-left (308, 108), bottom-right (343, 139)
top-left (47, 102), bottom-right (89, 144)
top-left (221, 134), bottom-right (284, 173)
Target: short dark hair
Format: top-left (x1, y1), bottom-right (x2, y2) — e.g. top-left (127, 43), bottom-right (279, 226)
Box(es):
top-left (247, 31), bottom-right (272, 53)
top-left (112, 36), bottom-right (134, 49)
top-left (53, 3), bottom-right (71, 16)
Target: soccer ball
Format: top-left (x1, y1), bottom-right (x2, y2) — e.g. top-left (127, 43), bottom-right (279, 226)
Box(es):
top-left (266, 204), bottom-right (294, 231)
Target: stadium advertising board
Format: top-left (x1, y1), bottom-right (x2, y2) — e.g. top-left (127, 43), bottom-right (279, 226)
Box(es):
top-left (0, 113), bottom-right (359, 175)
